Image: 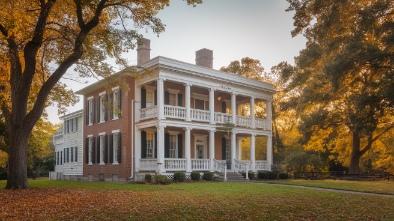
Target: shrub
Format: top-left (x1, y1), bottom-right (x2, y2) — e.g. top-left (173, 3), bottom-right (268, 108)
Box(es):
top-left (268, 171), bottom-right (278, 179)
top-left (191, 172), bottom-right (200, 181)
top-left (258, 171), bottom-right (278, 180)
top-left (202, 172), bottom-right (214, 181)
top-left (144, 174), bottom-right (152, 183)
top-left (155, 174), bottom-right (172, 185)
top-left (279, 173), bottom-right (288, 179)
top-left (248, 171), bottom-right (255, 180)
top-left (173, 172), bottom-right (186, 182)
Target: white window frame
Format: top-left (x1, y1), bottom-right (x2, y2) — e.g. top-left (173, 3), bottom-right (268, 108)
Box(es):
top-left (88, 97), bottom-right (94, 125)
top-left (112, 130), bottom-right (120, 164)
top-left (145, 85), bottom-right (155, 108)
top-left (168, 88), bottom-right (179, 106)
top-left (99, 132), bottom-right (106, 165)
top-left (168, 131), bottom-right (179, 158)
top-left (112, 86), bottom-right (120, 120)
top-left (99, 92), bottom-right (106, 123)
top-left (192, 93), bottom-right (208, 110)
top-left (146, 131), bottom-right (155, 159)
top-left (88, 135), bottom-right (93, 165)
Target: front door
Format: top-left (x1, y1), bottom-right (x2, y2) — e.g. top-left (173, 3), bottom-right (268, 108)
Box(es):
top-left (194, 135), bottom-right (207, 159)
top-left (197, 145), bottom-right (204, 159)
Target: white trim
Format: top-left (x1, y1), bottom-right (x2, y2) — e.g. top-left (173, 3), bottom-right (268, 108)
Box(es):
top-left (99, 91), bottom-right (106, 96)
top-left (87, 96), bottom-right (94, 100)
top-left (192, 93), bottom-right (208, 101)
top-left (87, 134), bottom-right (93, 137)
top-left (112, 129), bottom-right (120, 133)
top-left (99, 132), bottom-right (106, 136)
top-left (112, 86), bottom-right (120, 91)
top-left (168, 88), bottom-right (180, 94)
top-left (168, 130), bottom-right (179, 135)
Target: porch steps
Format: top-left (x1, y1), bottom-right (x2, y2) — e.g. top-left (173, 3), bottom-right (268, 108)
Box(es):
top-left (215, 172), bottom-right (250, 182)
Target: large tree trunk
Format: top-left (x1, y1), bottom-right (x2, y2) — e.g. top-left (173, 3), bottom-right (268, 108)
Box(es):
top-left (348, 132), bottom-right (361, 174)
top-left (6, 127), bottom-right (29, 189)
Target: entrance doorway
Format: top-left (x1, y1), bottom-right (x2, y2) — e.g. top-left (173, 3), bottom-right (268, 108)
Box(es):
top-left (194, 135), bottom-right (207, 159)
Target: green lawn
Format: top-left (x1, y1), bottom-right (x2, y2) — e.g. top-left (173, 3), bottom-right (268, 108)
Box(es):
top-left (262, 179), bottom-right (394, 195)
top-left (1, 180), bottom-right (393, 220)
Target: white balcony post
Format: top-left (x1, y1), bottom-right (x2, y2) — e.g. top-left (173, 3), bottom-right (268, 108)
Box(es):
top-left (209, 129), bottom-right (215, 172)
top-left (250, 134), bottom-right (256, 172)
top-left (266, 100), bottom-right (272, 130)
top-left (267, 135), bottom-right (273, 171)
top-left (157, 123), bottom-right (165, 173)
top-left (157, 79), bottom-right (164, 120)
top-left (185, 84), bottom-right (191, 121)
top-left (250, 97), bottom-right (255, 129)
top-left (185, 127), bottom-right (191, 172)
top-left (135, 129), bottom-right (141, 172)
top-left (231, 131), bottom-right (236, 171)
top-left (231, 93), bottom-right (236, 125)
top-left (209, 88), bottom-right (215, 124)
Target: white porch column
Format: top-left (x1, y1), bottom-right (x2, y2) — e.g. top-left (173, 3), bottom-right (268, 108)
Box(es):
top-left (157, 79), bottom-right (165, 120)
top-left (250, 134), bottom-right (256, 172)
top-left (267, 135), bottom-right (273, 171)
top-left (231, 93), bottom-right (236, 125)
top-left (157, 123), bottom-right (165, 173)
top-left (185, 127), bottom-right (191, 172)
top-left (266, 100), bottom-right (272, 130)
top-left (231, 131), bottom-right (236, 171)
top-left (185, 84), bottom-right (191, 121)
top-left (209, 88), bottom-right (215, 124)
top-left (250, 97), bottom-right (255, 129)
top-left (209, 129), bottom-right (215, 171)
top-left (135, 129), bottom-right (141, 172)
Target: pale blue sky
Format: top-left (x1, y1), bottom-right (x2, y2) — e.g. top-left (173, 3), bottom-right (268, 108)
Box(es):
top-left (47, 0), bottom-right (306, 123)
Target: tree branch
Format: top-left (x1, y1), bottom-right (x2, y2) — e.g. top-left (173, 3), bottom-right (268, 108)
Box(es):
top-left (360, 125), bottom-right (394, 155)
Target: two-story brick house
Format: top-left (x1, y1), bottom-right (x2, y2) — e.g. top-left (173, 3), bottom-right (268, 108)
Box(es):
top-left (76, 39), bottom-right (275, 182)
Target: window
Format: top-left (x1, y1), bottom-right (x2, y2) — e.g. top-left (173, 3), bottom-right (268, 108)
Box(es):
top-left (146, 90), bottom-right (153, 107)
top-left (169, 93), bottom-right (177, 106)
top-left (87, 98), bottom-right (94, 125)
top-left (71, 147), bottom-right (74, 162)
top-left (99, 135), bottom-right (106, 164)
top-left (88, 137), bottom-right (93, 164)
top-left (74, 147), bottom-right (78, 162)
top-left (195, 99), bottom-right (205, 110)
top-left (112, 88), bottom-right (121, 119)
top-left (112, 132), bottom-right (121, 164)
top-left (60, 151), bottom-right (62, 165)
top-left (99, 93), bottom-right (107, 123)
top-left (169, 134), bottom-right (177, 158)
top-left (146, 132), bottom-right (155, 158)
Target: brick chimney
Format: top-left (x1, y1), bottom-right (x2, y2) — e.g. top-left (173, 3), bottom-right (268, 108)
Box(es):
top-left (137, 38), bottom-right (151, 66)
top-left (195, 48), bottom-right (213, 68)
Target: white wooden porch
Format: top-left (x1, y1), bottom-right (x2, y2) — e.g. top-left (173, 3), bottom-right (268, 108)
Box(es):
top-left (139, 158), bottom-right (269, 172)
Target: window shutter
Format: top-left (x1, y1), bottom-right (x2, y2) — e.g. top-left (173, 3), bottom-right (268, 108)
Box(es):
top-left (154, 90), bottom-right (157, 105)
top-left (222, 101), bottom-right (226, 113)
top-left (178, 134), bottom-right (183, 158)
top-left (165, 133), bottom-right (170, 158)
top-left (141, 131), bottom-right (147, 158)
top-left (109, 92), bottom-right (114, 120)
top-left (104, 94), bottom-right (108, 121)
top-left (178, 93), bottom-right (183, 107)
top-left (75, 147), bottom-right (78, 162)
top-left (109, 134), bottom-right (114, 163)
top-left (103, 135), bottom-right (108, 164)
top-left (97, 97), bottom-right (101, 123)
top-left (92, 138), bottom-right (96, 164)
top-left (71, 147), bottom-right (74, 162)
top-left (164, 91), bottom-right (169, 105)
top-left (86, 101), bottom-right (89, 125)
top-left (222, 137), bottom-right (226, 160)
top-left (118, 89), bottom-right (122, 118)
top-left (96, 136), bottom-right (100, 164)
top-left (141, 88), bottom-right (146, 108)
top-left (154, 132), bottom-right (157, 158)
top-left (117, 132), bottom-right (122, 163)
top-left (85, 138), bottom-right (89, 164)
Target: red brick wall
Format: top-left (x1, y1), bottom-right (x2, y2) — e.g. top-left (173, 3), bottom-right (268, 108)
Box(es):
top-left (83, 76), bottom-right (135, 181)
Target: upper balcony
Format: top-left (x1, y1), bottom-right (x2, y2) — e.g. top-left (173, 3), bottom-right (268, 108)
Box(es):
top-left (140, 105), bottom-right (270, 130)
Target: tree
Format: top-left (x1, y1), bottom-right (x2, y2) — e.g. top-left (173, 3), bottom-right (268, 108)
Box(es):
top-left (0, 0), bottom-right (203, 189)
top-left (282, 0), bottom-right (394, 174)
top-left (220, 57), bottom-right (265, 81)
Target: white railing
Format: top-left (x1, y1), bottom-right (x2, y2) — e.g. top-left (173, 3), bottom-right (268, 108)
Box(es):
top-left (234, 159), bottom-right (251, 172)
top-left (164, 158), bottom-right (187, 171)
top-left (164, 106), bottom-right (186, 119)
top-left (213, 159), bottom-right (226, 173)
top-left (255, 161), bottom-right (269, 170)
top-left (214, 113), bottom-right (233, 124)
top-left (191, 159), bottom-right (210, 170)
top-left (236, 116), bottom-right (252, 127)
top-left (139, 159), bottom-right (158, 171)
top-left (140, 106), bottom-right (158, 120)
top-left (190, 109), bottom-right (210, 122)
top-left (255, 118), bottom-right (268, 129)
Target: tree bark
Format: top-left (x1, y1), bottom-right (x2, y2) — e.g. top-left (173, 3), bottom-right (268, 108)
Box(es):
top-left (349, 132), bottom-right (361, 174)
top-left (6, 126), bottom-right (29, 189)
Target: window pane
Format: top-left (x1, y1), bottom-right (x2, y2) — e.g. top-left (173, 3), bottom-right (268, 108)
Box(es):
top-left (195, 99), bottom-right (205, 110)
